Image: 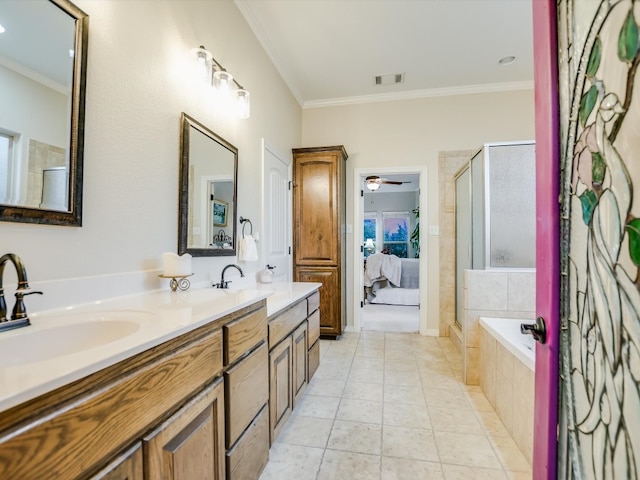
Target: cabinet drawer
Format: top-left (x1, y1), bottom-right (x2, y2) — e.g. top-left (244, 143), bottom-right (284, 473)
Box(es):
top-left (90, 443), bottom-right (143, 480)
top-left (225, 405), bottom-right (269, 480)
top-left (308, 340), bottom-right (320, 381)
top-left (292, 322), bottom-right (308, 407)
top-left (224, 343), bottom-right (269, 448)
top-left (307, 310), bottom-right (320, 347)
top-left (307, 291), bottom-right (320, 316)
top-left (0, 328), bottom-right (224, 480)
top-left (268, 300), bottom-right (306, 348)
top-left (224, 307), bottom-right (267, 366)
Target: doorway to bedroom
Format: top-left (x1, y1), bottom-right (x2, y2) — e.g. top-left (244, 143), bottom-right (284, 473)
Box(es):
top-left (359, 171), bottom-right (421, 333)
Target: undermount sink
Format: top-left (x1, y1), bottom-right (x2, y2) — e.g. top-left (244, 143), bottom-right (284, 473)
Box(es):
top-left (0, 310), bottom-right (156, 366)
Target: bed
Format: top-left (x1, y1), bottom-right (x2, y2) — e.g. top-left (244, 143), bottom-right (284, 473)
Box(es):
top-left (364, 254), bottom-right (419, 305)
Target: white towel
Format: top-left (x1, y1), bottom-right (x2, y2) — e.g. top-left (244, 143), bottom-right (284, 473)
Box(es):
top-left (239, 234), bottom-right (259, 262)
top-left (382, 254), bottom-right (402, 287)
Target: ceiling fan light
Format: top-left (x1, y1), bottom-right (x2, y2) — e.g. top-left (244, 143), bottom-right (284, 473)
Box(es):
top-left (366, 181), bottom-right (380, 191)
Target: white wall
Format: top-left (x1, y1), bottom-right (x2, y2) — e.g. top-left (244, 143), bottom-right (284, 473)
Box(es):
top-left (0, 0), bottom-right (301, 312)
top-left (301, 90), bottom-right (535, 333)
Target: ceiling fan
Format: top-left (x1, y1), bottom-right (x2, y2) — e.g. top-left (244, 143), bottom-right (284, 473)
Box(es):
top-left (365, 175), bottom-right (410, 191)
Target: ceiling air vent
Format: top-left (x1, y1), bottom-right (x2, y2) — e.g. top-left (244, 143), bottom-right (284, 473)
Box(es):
top-left (374, 73), bottom-right (404, 86)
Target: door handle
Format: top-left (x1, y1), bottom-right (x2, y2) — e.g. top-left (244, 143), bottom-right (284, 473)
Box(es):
top-left (521, 316), bottom-right (546, 344)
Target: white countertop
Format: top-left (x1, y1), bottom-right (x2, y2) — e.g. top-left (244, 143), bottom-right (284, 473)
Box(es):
top-left (0, 281), bottom-right (320, 413)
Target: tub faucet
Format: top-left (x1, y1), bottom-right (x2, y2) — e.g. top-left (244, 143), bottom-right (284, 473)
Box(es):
top-left (215, 264), bottom-right (244, 289)
top-left (0, 253), bottom-right (43, 332)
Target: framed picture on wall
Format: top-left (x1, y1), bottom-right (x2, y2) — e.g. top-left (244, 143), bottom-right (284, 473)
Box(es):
top-left (213, 199), bottom-right (228, 227)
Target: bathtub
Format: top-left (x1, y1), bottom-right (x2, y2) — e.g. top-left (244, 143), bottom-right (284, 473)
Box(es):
top-left (479, 316), bottom-right (535, 371)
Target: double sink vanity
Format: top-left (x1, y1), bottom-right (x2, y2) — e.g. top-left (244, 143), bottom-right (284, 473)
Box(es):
top-left (0, 282), bottom-right (321, 480)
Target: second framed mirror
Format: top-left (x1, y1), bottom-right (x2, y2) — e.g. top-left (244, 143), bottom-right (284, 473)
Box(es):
top-left (178, 113), bottom-right (238, 256)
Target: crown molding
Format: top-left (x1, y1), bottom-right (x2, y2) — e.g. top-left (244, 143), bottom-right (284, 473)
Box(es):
top-left (302, 81), bottom-right (534, 109)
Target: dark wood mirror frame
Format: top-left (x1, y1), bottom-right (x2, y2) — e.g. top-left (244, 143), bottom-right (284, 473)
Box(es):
top-left (0, 0), bottom-right (88, 227)
top-left (178, 113), bottom-right (238, 257)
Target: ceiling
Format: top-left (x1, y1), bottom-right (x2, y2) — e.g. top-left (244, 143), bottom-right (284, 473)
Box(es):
top-left (235, 0), bottom-right (534, 108)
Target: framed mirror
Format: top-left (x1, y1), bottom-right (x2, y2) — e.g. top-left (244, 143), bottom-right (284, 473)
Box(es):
top-left (0, 0), bottom-right (88, 226)
top-left (178, 113), bottom-right (238, 257)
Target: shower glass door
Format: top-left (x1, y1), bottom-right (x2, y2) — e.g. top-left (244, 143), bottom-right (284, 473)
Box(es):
top-left (455, 167), bottom-right (471, 328)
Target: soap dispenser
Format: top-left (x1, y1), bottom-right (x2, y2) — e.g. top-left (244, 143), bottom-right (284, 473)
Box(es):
top-left (259, 264), bottom-right (276, 283)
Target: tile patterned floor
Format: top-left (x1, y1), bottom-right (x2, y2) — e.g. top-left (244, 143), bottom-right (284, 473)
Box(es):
top-left (259, 331), bottom-right (532, 480)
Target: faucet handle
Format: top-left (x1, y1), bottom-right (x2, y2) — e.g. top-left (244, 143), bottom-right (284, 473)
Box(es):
top-left (12, 289), bottom-right (43, 320)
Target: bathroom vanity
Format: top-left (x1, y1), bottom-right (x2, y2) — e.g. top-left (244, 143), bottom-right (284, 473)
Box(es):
top-left (0, 282), bottom-right (320, 480)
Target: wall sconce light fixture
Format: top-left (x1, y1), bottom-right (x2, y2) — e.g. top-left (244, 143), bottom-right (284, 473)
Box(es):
top-left (193, 45), bottom-right (250, 119)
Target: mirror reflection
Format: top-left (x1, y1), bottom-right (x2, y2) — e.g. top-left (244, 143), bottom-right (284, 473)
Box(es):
top-left (0, 0), bottom-right (88, 226)
top-left (179, 113), bottom-right (238, 257)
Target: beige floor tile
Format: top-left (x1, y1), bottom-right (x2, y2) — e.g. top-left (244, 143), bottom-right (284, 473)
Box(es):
top-left (418, 360), bottom-right (455, 375)
top-left (490, 435), bottom-right (532, 472)
top-left (381, 456), bottom-right (444, 480)
top-left (383, 384), bottom-right (426, 405)
top-left (343, 381), bottom-right (385, 402)
top-left (352, 356), bottom-right (385, 370)
top-left (258, 443), bottom-right (324, 480)
top-left (317, 449), bottom-right (381, 480)
top-left (435, 431), bottom-right (502, 469)
top-left (277, 415), bottom-right (334, 448)
top-left (313, 363), bottom-right (350, 381)
top-left (464, 389), bottom-right (494, 412)
top-left (428, 407), bottom-right (484, 434)
top-left (474, 409), bottom-right (511, 437)
top-left (337, 398), bottom-right (383, 424)
top-left (355, 345), bottom-right (385, 358)
top-left (385, 370), bottom-right (422, 386)
top-left (294, 394), bottom-right (340, 419)
top-left (360, 331), bottom-right (386, 340)
top-left (327, 420), bottom-right (382, 455)
top-left (383, 402), bottom-right (431, 429)
top-left (441, 464), bottom-right (508, 479)
top-left (424, 387), bottom-right (472, 409)
top-left (349, 367), bottom-right (385, 384)
top-left (382, 425), bottom-right (440, 462)
top-left (306, 378), bottom-right (346, 397)
top-left (506, 471), bottom-right (533, 479)
top-left (384, 359), bottom-right (419, 373)
top-left (420, 372), bottom-right (462, 391)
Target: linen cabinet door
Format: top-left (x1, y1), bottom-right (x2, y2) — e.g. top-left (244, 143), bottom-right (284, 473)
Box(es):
top-left (292, 321), bottom-right (308, 406)
top-left (292, 153), bottom-right (340, 266)
top-left (295, 266), bottom-right (341, 337)
top-left (143, 378), bottom-right (225, 480)
top-left (269, 337), bottom-right (293, 444)
top-left (90, 443), bottom-right (144, 480)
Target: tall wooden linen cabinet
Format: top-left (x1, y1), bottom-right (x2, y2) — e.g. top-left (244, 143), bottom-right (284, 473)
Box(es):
top-left (292, 146), bottom-right (348, 339)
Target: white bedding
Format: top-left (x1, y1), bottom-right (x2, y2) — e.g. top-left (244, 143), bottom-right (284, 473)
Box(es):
top-left (369, 286), bottom-right (420, 306)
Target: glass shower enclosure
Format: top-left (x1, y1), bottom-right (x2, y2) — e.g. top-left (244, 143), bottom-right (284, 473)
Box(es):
top-left (454, 141), bottom-right (536, 327)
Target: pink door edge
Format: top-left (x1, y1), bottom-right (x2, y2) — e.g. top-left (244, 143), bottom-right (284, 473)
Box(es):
top-left (532, 1), bottom-right (560, 479)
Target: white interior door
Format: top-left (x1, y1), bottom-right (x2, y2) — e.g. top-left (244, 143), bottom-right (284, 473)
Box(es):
top-left (262, 140), bottom-right (291, 281)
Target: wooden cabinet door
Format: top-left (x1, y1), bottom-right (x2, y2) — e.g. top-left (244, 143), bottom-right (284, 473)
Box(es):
top-left (295, 266), bottom-right (341, 337)
top-left (144, 378), bottom-right (225, 480)
top-left (90, 443), bottom-right (143, 480)
top-left (269, 337), bottom-right (293, 444)
top-left (292, 152), bottom-right (340, 266)
top-left (292, 321), bottom-right (308, 406)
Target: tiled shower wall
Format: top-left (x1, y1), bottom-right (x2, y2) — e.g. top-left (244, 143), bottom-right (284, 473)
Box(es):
top-left (463, 269), bottom-right (535, 384)
top-left (438, 149), bottom-right (476, 347)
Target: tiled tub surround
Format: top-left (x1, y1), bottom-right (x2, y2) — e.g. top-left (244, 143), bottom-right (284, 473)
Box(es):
top-left (480, 317), bottom-right (535, 466)
top-left (463, 269), bottom-right (535, 385)
top-left (259, 331), bottom-right (532, 479)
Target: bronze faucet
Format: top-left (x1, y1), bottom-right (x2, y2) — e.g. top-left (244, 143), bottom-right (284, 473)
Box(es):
top-left (0, 253), bottom-right (43, 332)
top-left (215, 264), bottom-right (244, 289)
